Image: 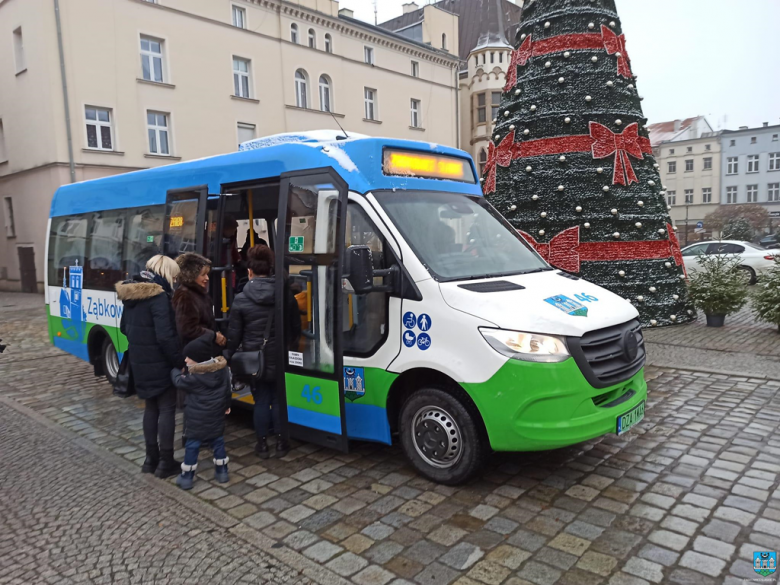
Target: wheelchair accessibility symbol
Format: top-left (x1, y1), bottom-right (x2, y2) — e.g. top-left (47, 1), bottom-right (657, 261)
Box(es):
top-left (403, 312), bottom-right (416, 329)
top-left (417, 333), bottom-right (431, 350)
top-left (403, 330), bottom-right (416, 347)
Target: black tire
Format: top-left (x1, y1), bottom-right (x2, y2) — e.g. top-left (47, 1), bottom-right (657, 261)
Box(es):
top-left (738, 266), bottom-right (756, 285)
top-left (399, 387), bottom-right (487, 485)
top-left (101, 337), bottom-right (120, 385)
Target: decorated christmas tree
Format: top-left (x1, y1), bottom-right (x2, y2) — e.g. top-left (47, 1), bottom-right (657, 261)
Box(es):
top-left (484, 0), bottom-right (694, 327)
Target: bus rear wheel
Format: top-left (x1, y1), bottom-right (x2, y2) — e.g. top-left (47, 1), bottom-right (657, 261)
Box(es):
top-left (399, 387), bottom-right (486, 485)
top-left (101, 337), bottom-right (120, 386)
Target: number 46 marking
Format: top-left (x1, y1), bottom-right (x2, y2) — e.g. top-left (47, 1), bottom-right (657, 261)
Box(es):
top-left (575, 293), bottom-right (599, 303)
top-left (301, 384), bottom-right (323, 405)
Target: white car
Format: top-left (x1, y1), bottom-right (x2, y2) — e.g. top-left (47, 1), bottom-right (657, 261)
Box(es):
top-left (681, 240), bottom-right (780, 284)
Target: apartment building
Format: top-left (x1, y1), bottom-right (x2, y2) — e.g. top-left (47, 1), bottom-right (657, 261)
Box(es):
top-left (0, 0), bottom-right (460, 292)
top-left (655, 133), bottom-right (722, 242)
top-left (720, 123), bottom-right (780, 220)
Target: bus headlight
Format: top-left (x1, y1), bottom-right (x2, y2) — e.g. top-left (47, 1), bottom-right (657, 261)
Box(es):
top-left (479, 328), bottom-right (570, 363)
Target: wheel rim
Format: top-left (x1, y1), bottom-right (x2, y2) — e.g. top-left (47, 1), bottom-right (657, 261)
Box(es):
top-left (104, 343), bottom-right (119, 380)
top-left (411, 405), bottom-right (463, 469)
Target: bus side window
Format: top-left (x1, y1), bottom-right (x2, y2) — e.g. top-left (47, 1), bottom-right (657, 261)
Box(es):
top-left (343, 203), bottom-right (388, 356)
top-left (123, 205), bottom-right (165, 279)
top-left (85, 210), bottom-right (125, 291)
top-left (48, 215), bottom-right (88, 289)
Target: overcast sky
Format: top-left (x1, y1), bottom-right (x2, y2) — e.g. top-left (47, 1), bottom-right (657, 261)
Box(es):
top-left (338, 0), bottom-right (779, 130)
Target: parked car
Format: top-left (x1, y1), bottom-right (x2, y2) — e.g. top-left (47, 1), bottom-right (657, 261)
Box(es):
top-left (681, 240), bottom-right (780, 284)
top-left (758, 234), bottom-right (779, 249)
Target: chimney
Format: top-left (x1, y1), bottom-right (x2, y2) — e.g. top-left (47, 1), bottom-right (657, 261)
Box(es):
top-left (673, 119), bottom-right (681, 132)
top-left (763, 122), bottom-right (769, 127)
top-left (402, 2), bottom-right (419, 13)
top-left (338, 8), bottom-right (354, 18)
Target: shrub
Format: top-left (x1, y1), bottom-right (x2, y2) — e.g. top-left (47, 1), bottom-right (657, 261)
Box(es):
top-left (722, 217), bottom-right (755, 241)
top-left (752, 256), bottom-right (780, 332)
top-left (687, 253), bottom-right (749, 316)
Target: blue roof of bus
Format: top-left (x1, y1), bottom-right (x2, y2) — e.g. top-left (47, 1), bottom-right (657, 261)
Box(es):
top-left (50, 133), bottom-right (482, 217)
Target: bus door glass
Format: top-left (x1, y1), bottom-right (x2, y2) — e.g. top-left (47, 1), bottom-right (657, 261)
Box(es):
top-left (163, 186), bottom-right (208, 258)
top-left (277, 170), bottom-right (349, 452)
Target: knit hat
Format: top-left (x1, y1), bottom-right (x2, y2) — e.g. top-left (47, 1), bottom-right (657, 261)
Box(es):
top-left (183, 331), bottom-right (216, 363)
top-left (176, 253), bottom-right (211, 286)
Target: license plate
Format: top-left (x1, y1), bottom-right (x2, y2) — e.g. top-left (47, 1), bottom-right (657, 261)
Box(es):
top-left (616, 401), bottom-right (645, 436)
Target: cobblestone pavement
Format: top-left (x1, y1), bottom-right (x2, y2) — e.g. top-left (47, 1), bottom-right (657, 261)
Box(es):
top-left (2, 294), bottom-right (780, 585)
top-left (644, 305), bottom-right (780, 380)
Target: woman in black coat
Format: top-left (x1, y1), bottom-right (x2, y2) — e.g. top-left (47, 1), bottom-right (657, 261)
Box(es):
top-left (226, 245), bottom-right (300, 459)
top-left (117, 255), bottom-right (185, 478)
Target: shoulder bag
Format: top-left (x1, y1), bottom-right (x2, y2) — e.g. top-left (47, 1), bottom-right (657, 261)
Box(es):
top-left (230, 314), bottom-right (274, 383)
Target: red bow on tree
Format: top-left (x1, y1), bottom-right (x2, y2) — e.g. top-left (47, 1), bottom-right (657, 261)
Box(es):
top-left (504, 35), bottom-right (533, 92)
top-left (601, 25), bottom-right (632, 78)
top-left (483, 130), bottom-right (519, 194)
top-left (519, 226), bottom-right (581, 272)
top-left (590, 122), bottom-right (644, 186)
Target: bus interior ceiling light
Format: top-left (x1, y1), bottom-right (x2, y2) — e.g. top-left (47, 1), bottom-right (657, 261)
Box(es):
top-left (383, 149), bottom-right (474, 183)
top-left (479, 328), bottom-right (570, 363)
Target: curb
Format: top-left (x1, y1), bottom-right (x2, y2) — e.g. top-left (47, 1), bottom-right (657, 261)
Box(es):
top-left (0, 392), bottom-right (353, 585)
top-left (645, 359), bottom-right (780, 382)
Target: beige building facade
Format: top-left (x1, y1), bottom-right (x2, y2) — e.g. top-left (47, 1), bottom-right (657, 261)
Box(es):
top-left (0, 0), bottom-right (460, 292)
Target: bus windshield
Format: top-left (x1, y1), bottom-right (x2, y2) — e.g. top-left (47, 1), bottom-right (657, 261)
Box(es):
top-left (374, 190), bottom-right (550, 282)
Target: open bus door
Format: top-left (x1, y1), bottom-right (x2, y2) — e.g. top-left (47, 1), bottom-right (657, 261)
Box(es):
top-left (163, 186), bottom-right (209, 259)
top-left (276, 169), bottom-right (349, 453)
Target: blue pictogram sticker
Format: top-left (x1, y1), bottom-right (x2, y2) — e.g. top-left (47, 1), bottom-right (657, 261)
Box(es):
top-left (417, 333), bottom-right (431, 350)
top-left (544, 294), bottom-right (588, 317)
top-left (417, 314), bottom-right (432, 331)
top-left (403, 312), bottom-right (417, 329)
top-left (403, 330), bottom-right (416, 348)
top-left (754, 551), bottom-right (776, 576)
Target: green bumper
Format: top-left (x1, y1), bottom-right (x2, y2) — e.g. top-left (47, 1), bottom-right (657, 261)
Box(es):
top-left (463, 358), bottom-right (647, 452)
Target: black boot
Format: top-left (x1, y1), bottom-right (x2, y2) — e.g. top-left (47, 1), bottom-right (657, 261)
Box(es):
top-left (255, 437), bottom-right (269, 460)
top-left (141, 443), bottom-right (159, 474)
top-left (276, 436), bottom-right (290, 458)
top-left (154, 449), bottom-right (181, 479)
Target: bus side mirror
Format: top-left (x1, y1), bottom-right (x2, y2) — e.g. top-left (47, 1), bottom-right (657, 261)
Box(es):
top-left (347, 245), bottom-right (374, 294)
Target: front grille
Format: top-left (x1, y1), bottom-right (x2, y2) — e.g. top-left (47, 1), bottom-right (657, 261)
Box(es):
top-left (568, 318), bottom-right (645, 389)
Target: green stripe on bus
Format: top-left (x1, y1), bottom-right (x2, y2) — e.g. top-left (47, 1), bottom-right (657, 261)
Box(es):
top-left (285, 373), bottom-right (341, 418)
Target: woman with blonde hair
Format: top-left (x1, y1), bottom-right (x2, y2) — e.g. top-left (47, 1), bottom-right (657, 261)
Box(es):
top-left (116, 255), bottom-right (185, 478)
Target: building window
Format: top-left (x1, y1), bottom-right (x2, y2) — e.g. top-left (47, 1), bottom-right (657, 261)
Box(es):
top-left (364, 87), bottom-right (377, 121)
top-left (726, 186), bottom-right (737, 204)
top-left (747, 154), bottom-right (759, 173)
top-left (490, 52), bottom-right (495, 64)
top-left (0, 120), bottom-right (7, 163)
top-left (140, 35), bottom-right (164, 83)
top-left (410, 99), bottom-right (421, 128)
top-left (499, 52), bottom-right (503, 63)
top-left (3, 197), bottom-right (15, 238)
top-left (237, 122), bottom-right (255, 147)
top-left (491, 92), bottom-right (501, 121)
top-left (773, 134), bottom-right (778, 142)
top-left (747, 184), bottom-right (758, 202)
top-left (411, 61), bottom-right (419, 77)
top-left (233, 57), bottom-right (251, 98)
top-left (684, 189), bottom-right (694, 204)
top-left (324, 34), bottom-right (332, 53)
top-left (308, 29), bottom-right (316, 49)
top-left (686, 146), bottom-right (692, 153)
top-left (669, 149), bottom-right (675, 155)
top-left (290, 23), bottom-right (298, 43)
top-left (85, 107), bottom-right (113, 150)
top-left (476, 94), bottom-right (486, 124)
top-left (442, 33), bottom-right (447, 50)
top-left (703, 157), bottom-right (712, 170)
top-left (667, 191), bottom-right (676, 205)
top-left (727, 156), bottom-right (738, 175)
top-left (364, 46), bottom-right (374, 65)
top-left (482, 53), bottom-right (485, 64)
top-left (232, 5), bottom-right (246, 28)
top-left (146, 111), bottom-right (170, 155)
top-left (702, 187), bottom-right (712, 203)
top-left (13, 27), bottom-right (25, 73)
top-left (479, 148), bottom-right (488, 175)
top-left (474, 56), bottom-right (478, 68)
top-left (294, 69), bottom-right (308, 108)
top-left (318, 75), bottom-right (332, 112)
top-left (769, 183), bottom-right (780, 202)
top-left (769, 152), bottom-right (779, 171)
top-left (705, 144), bottom-right (711, 151)
top-left (667, 161), bottom-right (676, 174)
top-left (685, 159), bottom-right (693, 172)
top-left (751, 137), bottom-right (757, 144)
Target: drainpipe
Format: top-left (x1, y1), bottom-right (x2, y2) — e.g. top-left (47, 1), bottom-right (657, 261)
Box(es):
top-left (53, 0), bottom-right (76, 183)
top-left (454, 65), bottom-right (460, 149)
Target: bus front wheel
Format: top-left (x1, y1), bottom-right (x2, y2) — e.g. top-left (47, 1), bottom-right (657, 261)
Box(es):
top-left (399, 387), bottom-right (486, 485)
top-left (101, 337), bottom-right (120, 386)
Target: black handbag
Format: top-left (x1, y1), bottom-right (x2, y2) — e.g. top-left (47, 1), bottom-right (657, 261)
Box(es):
top-left (113, 350), bottom-right (136, 398)
top-left (230, 314), bottom-right (274, 383)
